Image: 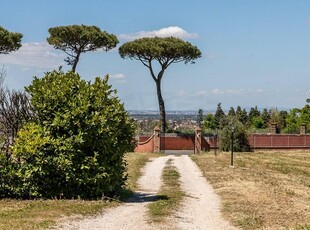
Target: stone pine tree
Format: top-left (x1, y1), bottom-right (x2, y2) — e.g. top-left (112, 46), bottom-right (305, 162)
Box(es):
top-left (47, 25), bottom-right (118, 72)
top-left (119, 37), bottom-right (201, 133)
top-left (0, 26), bottom-right (23, 54)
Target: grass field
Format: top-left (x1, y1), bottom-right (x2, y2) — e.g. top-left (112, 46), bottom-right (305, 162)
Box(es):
top-left (191, 151), bottom-right (310, 230)
top-left (0, 152), bottom-right (157, 230)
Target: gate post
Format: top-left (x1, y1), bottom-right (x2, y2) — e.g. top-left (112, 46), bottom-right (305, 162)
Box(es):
top-left (300, 123), bottom-right (307, 135)
top-left (195, 127), bottom-right (202, 154)
top-left (270, 123), bottom-right (277, 134)
top-left (154, 126), bottom-right (161, 153)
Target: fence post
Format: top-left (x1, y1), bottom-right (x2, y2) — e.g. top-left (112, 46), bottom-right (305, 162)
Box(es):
top-left (195, 127), bottom-right (202, 154)
top-left (153, 126), bottom-right (161, 153)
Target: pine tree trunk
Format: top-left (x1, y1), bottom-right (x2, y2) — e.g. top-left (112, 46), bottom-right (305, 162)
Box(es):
top-left (72, 52), bottom-right (80, 73)
top-left (156, 80), bottom-right (166, 134)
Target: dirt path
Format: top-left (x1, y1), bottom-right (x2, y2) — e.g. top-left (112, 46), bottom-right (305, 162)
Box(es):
top-left (57, 156), bottom-right (171, 230)
top-left (57, 155), bottom-right (236, 230)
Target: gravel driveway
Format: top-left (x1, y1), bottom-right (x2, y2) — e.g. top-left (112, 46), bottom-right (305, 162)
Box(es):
top-left (57, 155), bottom-right (236, 230)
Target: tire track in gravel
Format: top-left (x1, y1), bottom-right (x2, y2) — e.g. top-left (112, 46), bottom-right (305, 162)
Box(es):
top-left (171, 155), bottom-right (237, 230)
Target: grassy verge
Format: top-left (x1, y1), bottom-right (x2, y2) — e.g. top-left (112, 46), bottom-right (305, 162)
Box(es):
top-left (191, 151), bottom-right (310, 230)
top-left (148, 158), bottom-right (185, 223)
top-left (0, 152), bottom-right (159, 229)
top-left (0, 199), bottom-right (117, 230)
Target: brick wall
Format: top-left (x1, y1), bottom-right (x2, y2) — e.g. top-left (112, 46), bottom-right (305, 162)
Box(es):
top-left (163, 136), bottom-right (195, 150)
top-left (134, 136), bottom-right (154, 153)
top-left (135, 133), bottom-right (310, 153)
top-left (249, 134), bottom-right (310, 149)
top-left (135, 134), bottom-right (210, 152)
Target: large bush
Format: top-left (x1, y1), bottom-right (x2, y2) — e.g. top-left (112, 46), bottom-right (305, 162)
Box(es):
top-left (218, 116), bottom-right (251, 152)
top-left (0, 70), bottom-right (135, 199)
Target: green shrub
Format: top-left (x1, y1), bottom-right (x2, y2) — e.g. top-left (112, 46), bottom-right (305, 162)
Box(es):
top-left (1, 69), bottom-right (135, 199)
top-left (219, 116), bottom-right (251, 152)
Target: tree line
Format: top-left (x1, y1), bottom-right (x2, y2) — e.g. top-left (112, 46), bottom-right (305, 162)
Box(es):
top-left (203, 103), bottom-right (310, 134)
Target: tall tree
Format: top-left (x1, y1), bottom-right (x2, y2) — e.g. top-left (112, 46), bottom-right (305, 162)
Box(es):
top-left (248, 106), bottom-right (261, 125)
top-left (0, 26), bottom-right (23, 54)
top-left (214, 103), bottom-right (225, 128)
top-left (236, 106), bottom-right (248, 124)
top-left (227, 107), bottom-right (236, 116)
top-left (196, 109), bottom-right (204, 128)
top-left (47, 25), bottom-right (118, 72)
top-left (261, 108), bottom-right (271, 127)
top-left (203, 113), bottom-right (217, 131)
top-left (119, 37), bottom-right (201, 133)
top-left (278, 110), bottom-right (288, 130)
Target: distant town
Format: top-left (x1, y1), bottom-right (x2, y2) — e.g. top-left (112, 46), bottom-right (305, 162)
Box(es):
top-left (129, 110), bottom-right (203, 134)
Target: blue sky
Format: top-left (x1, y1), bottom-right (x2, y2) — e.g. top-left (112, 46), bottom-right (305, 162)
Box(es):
top-left (0, 0), bottom-right (309, 111)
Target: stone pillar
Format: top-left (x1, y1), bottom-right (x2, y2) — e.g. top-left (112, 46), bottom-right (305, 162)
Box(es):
top-left (153, 126), bottom-right (161, 153)
top-left (195, 127), bottom-right (202, 154)
top-left (270, 123), bottom-right (277, 134)
top-left (300, 123), bottom-right (307, 135)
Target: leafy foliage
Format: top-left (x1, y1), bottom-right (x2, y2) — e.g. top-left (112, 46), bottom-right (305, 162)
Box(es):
top-left (248, 106), bottom-right (261, 124)
top-left (1, 70), bottom-right (135, 198)
top-left (0, 26), bottom-right (23, 54)
top-left (214, 103), bottom-right (225, 129)
top-left (47, 25), bottom-right (118, 72)
top-left (203, 113), bottom-right (217, 131)
top-left (236, 106), bottom-right (248, 124)
top-left (227, 107), bottom-right (236, 116)
top-left (119, 37), bottom-right (201, 133)
top-left (285, 105), bottom-right (310, 134)
top-left (119, 37), bottom-right (201, 65)
top-left (218, 116), bottom-right (251, 152)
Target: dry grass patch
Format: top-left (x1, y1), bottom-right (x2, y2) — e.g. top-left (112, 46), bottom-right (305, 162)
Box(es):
top-left (191, 151), bottom-right (310, 230)
top-left (0, 199), bottom-right (117, 230)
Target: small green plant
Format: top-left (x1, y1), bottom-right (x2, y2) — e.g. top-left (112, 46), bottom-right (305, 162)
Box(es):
top-left (296, 224), bottom-right (310, 230)
top-left (238, 214), bottom-right (263, 229)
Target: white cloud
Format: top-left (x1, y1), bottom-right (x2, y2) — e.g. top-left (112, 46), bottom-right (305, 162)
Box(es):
top-left (119, 26), bottom-right (198, 40)
top-left (109, 73), bottom-right (127, 84)
top-left (196, 90), bottom-right (208, 96)
top-left (194, 88), bottom-right (263, 96)
top-left (211, 88), bottom-right (223, 94)
top-left (110, 73), bottom-right (127, 79)
top-left (0, 42), bottom-right (64, 69)
top-left (177, 90), bottom-right (188, 97)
